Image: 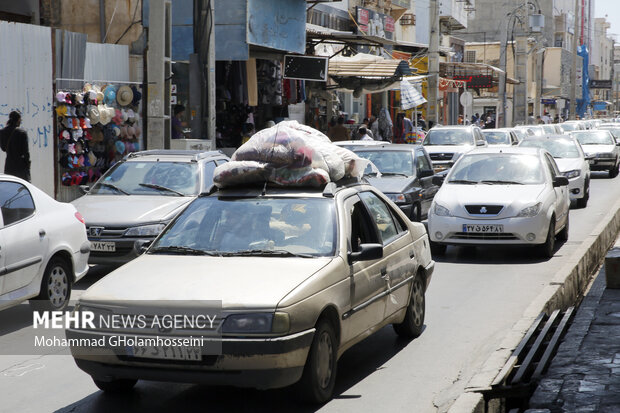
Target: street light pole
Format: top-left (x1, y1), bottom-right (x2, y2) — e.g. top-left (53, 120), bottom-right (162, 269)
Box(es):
top-left (427, 0), bottom-right (440, 126)
top-left (569, 0), bottom-right (580, 119)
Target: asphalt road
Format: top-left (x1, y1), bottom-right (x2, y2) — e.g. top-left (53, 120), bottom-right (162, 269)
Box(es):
top-left (1, 171), bottom-right (618, 413)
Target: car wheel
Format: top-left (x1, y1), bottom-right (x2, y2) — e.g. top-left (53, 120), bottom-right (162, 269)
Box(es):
top-left (393, 272), bottom-right (425, 339)
top-left (298, 319), bottom-right (338, 404)
top-left (610, 162), bottom-right (619, 178)
top-left (430, 241), bottom-right (447, 256)
top-left (93, 378), bottom-right (137, 393)
top-left (538, 219), bottom-right (555, 259)
top-left (30, 258), bottom-right (72, 311)
top-left (576, 179), bottom-right (589, 208)
top-left (410, 203), bottom-right (421, 222)
top-left (557, 213), bottom-right (569, 242)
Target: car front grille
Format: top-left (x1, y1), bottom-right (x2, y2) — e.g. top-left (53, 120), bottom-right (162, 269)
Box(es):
top-left (449, 232), bottom-right (518, 240)
top-left (464, 205), bottom-right (504, 215)
top-left (429, 153), bottom-right (454, 161)
top-left (87, 225), bottom-right (128, 238)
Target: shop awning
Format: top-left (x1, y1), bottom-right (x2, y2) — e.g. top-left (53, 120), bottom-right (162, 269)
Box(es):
top-left (307, 27), bottom-right (399, 48)
top-left (329, 53), bottom-right (413, 78)
top-left (440, 62), bottom-right (520, 84)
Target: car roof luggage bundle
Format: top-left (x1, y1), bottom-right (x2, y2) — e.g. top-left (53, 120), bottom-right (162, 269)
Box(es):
top-left (213, 121), bottom-right (369, 188)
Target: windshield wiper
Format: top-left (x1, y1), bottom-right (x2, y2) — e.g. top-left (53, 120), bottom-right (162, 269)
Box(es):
top-left (479, 180), bottom-right (524, 185)
top-left (380, 172), bottom-right (409, 177)
top-left (139, 183), bottom-right (185, 196)
top-left (150, 246), bottom-right (219, 256)
top-left (447, 179), bottom-right (477, 185)
top-left (222, 249), bottom-right (314, 258)
top-left (98, 183), bottom-right (129, 195)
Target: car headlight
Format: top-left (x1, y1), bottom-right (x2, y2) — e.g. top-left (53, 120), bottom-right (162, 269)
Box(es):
top-left (222, 312), bottom-right (290, 334)
top-left (562, 170), bottom-right (581, 179)
top-left (517, 202), bottom-right (542, 217)
top-left (597, 152), bottom-right (616, 158)
top-left (434, 203), bottom-right (451, 217)
top-left (124, 223), bottom-right (167, 237)
top-left (386, 193), bottom-right (408, 203)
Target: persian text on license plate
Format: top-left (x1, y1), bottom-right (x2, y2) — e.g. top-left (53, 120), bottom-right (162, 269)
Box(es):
top-left (128, 345), bottom-right (202, 361)
top-left (90, 241), bottom-right (116, 252)
top-left (462, 224), bottom-right (504, 233)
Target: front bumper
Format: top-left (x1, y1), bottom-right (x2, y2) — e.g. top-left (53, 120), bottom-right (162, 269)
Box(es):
top-left (430, 161), bottom-right (454, 173)
top-left (87, 237), bottom-right (154, 265)
top-left (567, 174), bottom-right (586, 201)
top-left (428, 213), bottom-right (551, 246)
top-left (588, 158), bottom-right (616, 171)
top-left (68, 328), bottom-right (315, 389)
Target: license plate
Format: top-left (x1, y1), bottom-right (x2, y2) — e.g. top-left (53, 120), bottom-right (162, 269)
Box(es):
top-left (90, 241), bottom-right (116, 252)
top-left (462, 224), bottom-right (504, 233)
top-left (129, 345), bottom-right (202, 361)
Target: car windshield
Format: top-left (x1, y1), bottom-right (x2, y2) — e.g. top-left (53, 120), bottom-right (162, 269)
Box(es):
top-left (560, 123), bottom-right (579, 131)
top-left (448, 153), bottom-right (545, 185)
top-left (519, 139), bottom-right (581, 158)
top-left (151, 197), bottom-right (337, 257)
top-left (541, 125), bottom-right (557, 134)
top-left (90, 161), bottom-right (200, 196)
top-left (355, 150), bottom-right (414, 176)
top-left (572, 131), bottom-right (615, 145)
top-left (599, 127), bottom-right (620, 140)
top-left (482, 131), bottom-right (511, 145)
top-left (423, 129), bottom-right (474, 146)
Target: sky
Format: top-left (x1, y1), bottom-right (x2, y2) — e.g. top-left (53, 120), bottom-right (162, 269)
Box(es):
top-left (595, 0), bottom-right (620, 39)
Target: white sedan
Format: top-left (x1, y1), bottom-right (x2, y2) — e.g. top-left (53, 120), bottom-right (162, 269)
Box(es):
top-left (428, 147), bottom-right (570, 258)
top-left (570, 130), bottom-right (620, 178)
top-left (519, 135), bottom-right (591, 208)
top-left (0, 175), bottom-right (90, 311)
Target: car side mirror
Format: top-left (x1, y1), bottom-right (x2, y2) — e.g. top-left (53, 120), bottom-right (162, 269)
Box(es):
top-left (432, 175), bottom-right (445, 186)
top-left (584, 155), bottom-right (594, 161)
top-left (553, 176), bottom-right (569, 187)
top-left (512, 141), bottom-right (519, 146)
top-left (476, 140), bottom-right (486, 146)
top-left (348, 243), bottom-right (383, 264)
top-left (616, 142), bottom-right (620, 146)
top-left (79, 185), bottom-right (90, 194)
top-left (134, 240), bottom-right (152, 255)
top-left (418, 169), bottom-right (434, 178)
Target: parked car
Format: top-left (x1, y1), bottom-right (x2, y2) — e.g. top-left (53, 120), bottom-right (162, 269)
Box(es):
top-left (514, 125), bottom-right (545, 137)
top-left (67, 180), bottom-right (434, 403)
top-left (351, 144), bottom-right (438, 221)
top-left (0, 175), bottom-right (89, 311)
top-left (511, 127), bottom-right (529, 142)
top-left (596, 124), bottom-right (620, 143)
top-left (540, 124), bottom-right (563, 135)
top-left (422, 125), bottom-right (487, 172)
top-left (72, 150), bottom-right (229, 265)
top-left (569, 130), bottom-right (620, 178)
top-left (519, 135), bottom-right (591, 207)
top-left (481, 128), bottom-right (520, 147)
top-left (428, 147), bottom-right (570, 258)
top-left (559, 121), bottom-right (585, 132)
top-left (333, 140), bottom-right (386, 151)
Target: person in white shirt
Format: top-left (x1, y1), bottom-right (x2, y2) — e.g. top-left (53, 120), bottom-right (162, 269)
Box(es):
top-left (358, 126), bottom-right (373, 141)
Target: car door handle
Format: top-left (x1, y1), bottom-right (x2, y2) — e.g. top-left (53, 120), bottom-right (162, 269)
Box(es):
top-left (409, 251), bottom-right (415, 259)
top-left (380, 268), bottom-right (389, 280)
top-left (39, 229), bottom-right (46, 237)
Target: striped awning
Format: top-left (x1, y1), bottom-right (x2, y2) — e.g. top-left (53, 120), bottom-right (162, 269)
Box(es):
top-left (329, 54), bottom-right (413, 78)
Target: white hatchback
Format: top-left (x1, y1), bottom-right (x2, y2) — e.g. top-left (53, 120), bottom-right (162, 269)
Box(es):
top-left (0, 175), bottom-right (90, 311)
top-left (428, 147), bottom-right (570, 258)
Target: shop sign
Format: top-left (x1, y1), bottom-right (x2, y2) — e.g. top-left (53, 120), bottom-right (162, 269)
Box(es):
top-left (593, 102), bottom-right (608, 111)
top-left (452, 75), bottom-right (493, 89)
top-left (541, 98), bottom-right (556, 105)
top-left (283, 55), bottom-right (328, 82)
top-left (590, 79), bottom-right (612, 89)
top-left (355, 7), bottom-right (395, 41)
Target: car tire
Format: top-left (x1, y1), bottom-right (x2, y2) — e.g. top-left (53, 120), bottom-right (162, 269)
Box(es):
top-left (430, 241), bottom-right (447, 256)
top-left (538, 219), bottom-right (556, 259)
top-left (30, 258), bottom-right (72, 311)
top-left (298, 319), bottom-right (338, 404)
top-left (576, 179), bottom-right (589, 208)
top-left (557, 213), bottom-right (569, 242)
top-left (93, 378), bottom-right (137, 393)
top-left (410, 203), bottom-right (421, 222)
top-left (610, 162), bottom-right (619, 178)
top-left (393, 272), bottom-right (425, 339)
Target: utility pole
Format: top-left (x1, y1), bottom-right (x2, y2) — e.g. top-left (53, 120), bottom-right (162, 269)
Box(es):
top-left (194, 0), bottom-right (216, 148)
top-left (427, 0), bottom-right (440, 126)
top-left (498, 20), bottom-right (508, 127)
top-left (569, 0), bottom-right (580, 119)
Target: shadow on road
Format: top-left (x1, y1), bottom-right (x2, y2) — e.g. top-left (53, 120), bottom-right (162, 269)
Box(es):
top-left (434, 239), bottom-right (569, 265)
top-left (53, 325), bottom-right (417, 413)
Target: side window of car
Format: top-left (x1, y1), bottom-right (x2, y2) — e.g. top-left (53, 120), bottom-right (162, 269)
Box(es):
top-left (544, 155), bottom-right (560, 178)
top-left (202, 161), bottom-right (217, 192)
top-left (416, 150), bottom-right (432, 172)
top-left (359, 192), bottom-right (399, 244)
top-left (0, 181), bottom-right (35, 226)
top-left (349, 198), bottom-right (380, 252)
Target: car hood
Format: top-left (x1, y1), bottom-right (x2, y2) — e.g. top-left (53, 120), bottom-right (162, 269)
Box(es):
top-left (80, 255), bottom-right (333, 309)
top-left (580, 144), bottom-right (616, 155)
top-left (436, 183), bottom-right (546, 218)
top-left (367, 176), bottom-right (416, 193)
top-left (554, 158), bottom-right (584, 172)
top-left (423, 144), bottom-right (475, 154)
top-left (72, 195), bottom-right (193, 226)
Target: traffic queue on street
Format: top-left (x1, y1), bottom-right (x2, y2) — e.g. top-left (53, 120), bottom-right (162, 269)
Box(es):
top-left (1, 118), bottom-right (620, 404)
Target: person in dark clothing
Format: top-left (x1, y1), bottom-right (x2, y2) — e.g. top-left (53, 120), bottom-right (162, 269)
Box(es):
top-left (0, 111), bottom-right (30, 181)
top-left (172, 104), bottom-right (186, 139)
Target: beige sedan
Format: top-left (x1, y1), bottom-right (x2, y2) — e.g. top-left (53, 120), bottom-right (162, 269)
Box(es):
top-left (67, 181), bottom-right (434, 403)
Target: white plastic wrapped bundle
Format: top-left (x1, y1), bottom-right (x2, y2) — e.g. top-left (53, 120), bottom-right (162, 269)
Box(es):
top-left (213, 121), bottom-right (369, 188)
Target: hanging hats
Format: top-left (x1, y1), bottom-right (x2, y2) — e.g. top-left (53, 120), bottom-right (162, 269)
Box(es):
top-left (94, 85), bottom-right (105, 103)
top-left (130, 85), bottom-right (142, 106)
top-left (111, 124), bottom-right (121, 137)
top-left (75, 93), bottom-right (85, 104)
top-left (83, 83), bottom-right (93, 93)
top-left (120, 125), bottom-right (128, 138)
top-left (55, 105), bottom-right (68, 117)
top-left (125, 108), bottom-right (135, 122)
top-left (87, 105), bottom-right (100, 124)
top-left (133, 124), bottom-right (142, 138)
top-left (115, 140), bottom-right (126, 154)
top-left (112, 109), bottom-right (123, 125)
top-left (91, 128), bottom-right (104, 142)
top-left (103, 86), bottom-right (117, 106)
top-left (116, 86), bottom-right (134, 107)
top-left (60, 129), bottom-right (71, 140)
top-left (98, 105), bottom-right (112, 125)
top-left (56, 91), bottom-right (67, 103)
top-left (127, 125), bottom-right (136, 138)
top-left (121, 109), bottom-right (129, 122)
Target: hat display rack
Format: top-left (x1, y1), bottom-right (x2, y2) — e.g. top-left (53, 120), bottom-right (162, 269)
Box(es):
top-left (54, 81), bottom-right (143, 187)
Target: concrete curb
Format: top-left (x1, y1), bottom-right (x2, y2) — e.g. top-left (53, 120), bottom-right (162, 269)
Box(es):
top-left (447, 195), bottom-right (620, 413)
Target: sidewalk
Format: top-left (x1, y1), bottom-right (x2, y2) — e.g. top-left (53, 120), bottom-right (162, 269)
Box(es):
top-left (527, 244), bottom-right (620, 412)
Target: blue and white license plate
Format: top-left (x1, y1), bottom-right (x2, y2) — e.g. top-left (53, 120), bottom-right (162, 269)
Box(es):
top-left (462, 224), bottom-right (504, 233)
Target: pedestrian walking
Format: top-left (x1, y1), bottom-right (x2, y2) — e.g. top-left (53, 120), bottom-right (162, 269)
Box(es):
top-left (328, 116), bottom-right (350, 142)
top-left (0, 111), bottom-right (31, 181)
top-left (358, 126), bottom-right (373, 141)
